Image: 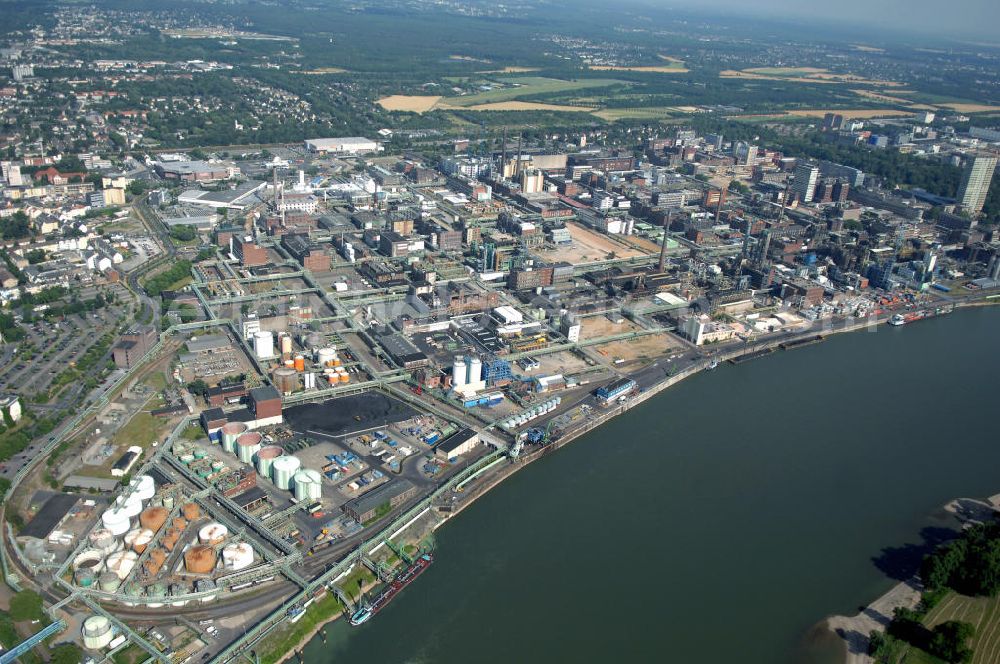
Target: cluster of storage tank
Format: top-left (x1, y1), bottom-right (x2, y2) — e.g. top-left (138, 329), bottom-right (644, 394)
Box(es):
top-left (80, 475), bottom-right (157, 589)
top-left (500, 397), bottom-right (562, 431)
top-left (452, 355), bottom-right (483, 388)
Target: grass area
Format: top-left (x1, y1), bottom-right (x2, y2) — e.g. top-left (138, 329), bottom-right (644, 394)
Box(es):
top-left (258, 592), bottom-right (344, 664)
top-left (166, 275), bottom-right (193, 291)
top-left (142, 370), bottom-right (168, 391)
top-left (440, 76), bottom-right (625, 107)
top-left (362, 501), bottom-right (393, 527)
top-left (895, 592), bottom-right (1000, 664)
top-left (337, 566), bottom-right (376, 603)
top-left (180, 424), bottom-right (204, 441)
top-left (592, 107), bottom-right (679, 121)
top-left (111, 408), bottom-right (166, 449)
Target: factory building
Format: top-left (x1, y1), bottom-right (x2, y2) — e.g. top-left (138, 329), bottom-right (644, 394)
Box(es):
top-left (434, 428), bottom-right (480, 462)
top-left (249, 386), bottom-right (283, 425)
top-left (342, 480), bottom-right (418, 523)
top-left (112, 325), bottom-right (157, 369)
top-left (595, 378), bottom-right (637, 405)
top-left (153, 160), bottom-right (239, 182)
top-left (232, 236), bottom-right (268, 267)
top-left (304, 137), bottom-right (380, 155)
top-left (281, 233), bottom-right (329, 271)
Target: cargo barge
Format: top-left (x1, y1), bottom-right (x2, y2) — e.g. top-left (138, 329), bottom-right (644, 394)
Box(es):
top-left (779, 335), bottom-right (825, 350)
top-left (888, 304), bottom-right (954, 327)
top-left (350, 553), bottom-right (433, 626)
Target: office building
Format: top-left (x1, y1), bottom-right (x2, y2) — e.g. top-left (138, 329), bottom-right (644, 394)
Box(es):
top-left (793, 163), bottom-right (820, 204)
top-left (957, 153), bottom-right (998, 215)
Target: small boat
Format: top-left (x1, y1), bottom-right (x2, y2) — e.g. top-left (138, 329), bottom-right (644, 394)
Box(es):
top-left (349, 606), bottom-right (372, 626)
top-left (888, 313), bottom-right (905, 326)
top-left (707, 359), bottom-right (719, 370)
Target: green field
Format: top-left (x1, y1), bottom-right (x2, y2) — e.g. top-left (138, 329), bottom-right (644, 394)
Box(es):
top-left (443, 76), bottom-right (626, 107)
top-left (896, 592), bottom-right (1000, 664)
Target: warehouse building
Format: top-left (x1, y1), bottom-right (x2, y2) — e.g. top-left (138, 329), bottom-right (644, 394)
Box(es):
top-left (435, 428), bottom-right (480, 461)
top-left (342, 480), bottom-right (418, 523)
top-left (304, 137), bottom-right (380, 156)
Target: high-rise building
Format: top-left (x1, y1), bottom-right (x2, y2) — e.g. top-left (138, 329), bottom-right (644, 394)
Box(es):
top-left (734, 141), bottom-right (758, 167)
top-left (792, 163), bottom-right (820, 204)
top-left (822, 113), bottom-right (844, 132)
top-left (957, 153), bottom-right (998, 215)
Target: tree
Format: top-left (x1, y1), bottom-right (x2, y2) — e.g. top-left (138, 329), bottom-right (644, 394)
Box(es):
top-left (927, 621), bottom-right (974, 663)
top-left (187, 379), bottom-right (209, 398)
top-left (8, 590), bottom-right (45, 622)
top-left (50, 644), bottom-right (83, 664)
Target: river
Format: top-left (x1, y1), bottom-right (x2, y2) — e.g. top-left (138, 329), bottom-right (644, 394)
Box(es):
top-left (302, 306), bottom-right (1000, 664)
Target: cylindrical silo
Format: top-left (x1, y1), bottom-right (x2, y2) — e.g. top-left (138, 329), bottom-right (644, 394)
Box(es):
top-left (184, 546), bottom-right (217, 574)
top-left (273, 367), bottom-right (298, 394)
top-left (293, 354), bottom-right (305, 371)
top-left (198, 522), bottom-right (229, 545)
top-left (145, 582), bottom-right (168, 608)
top-left (129, 474), bottom-right (156, 502)
top-left (271, 455), bottom-right (301, 490)
top-left (82, 615), bottom-right (114, 650)
top-left (113, 495), bottom-right (142, 520)
top-left (280, 334), bottom-right (293, 357)
top-left (98, 571), bottom-right (120, 593)
top-left (170, 583), bottom-right (189, 607)
top-left (255, 445), bottom-right (284, 478)
top-left (196, 579), bottom-right (217, 603)
top-left (254, 330), bottom-right (274, 359)
top-left (106, 550), bottom-right (138, 581)
top-left (139, 507), bottom-right (167, 533)
top-left (468, 356), bottom-right (482, 384)
top-left (100, 508), bottom-right (130, 537)
top-left (316, 347), bottom-right (337, 366)
top-left (452, 356), bottom-right (467, 387)
top-left (236, 431), bottom-right (263, 464)
top-left (293, 469), bottom-right (322, 502)
top-left (221, 542), bottom-right (255, 571)
top-left (221, 422), bottom-right (248, 454)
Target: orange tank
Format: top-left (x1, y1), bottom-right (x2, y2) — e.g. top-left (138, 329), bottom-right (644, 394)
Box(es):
top-left (332, 359), bottom-right (342, 367)
top-left (162, 529), bottom-right (179, 551)
top-left (184, 545), bottom-right (217, 574)
top-left (172, 517), bottom-right (188, 531)
top-left (294, 355), bottom-right (306, 371)
top-left (139, 507), bottom-right (168, 532)
top-left (339, 373), bottom-right (350, 383)
top-left (328, 375), bottom-right (338, 385)
top-left (182, 503), bottom-right (200, 521)
top-left (145, 548), bottom-right (166, 576)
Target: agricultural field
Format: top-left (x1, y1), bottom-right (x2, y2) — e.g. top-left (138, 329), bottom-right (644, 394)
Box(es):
top-left (896, 592), bottom-right (1000, 664)
top-left (377, 95), bottom-right (443, 113)
top-left (436, 76), bottom-right (626, 107)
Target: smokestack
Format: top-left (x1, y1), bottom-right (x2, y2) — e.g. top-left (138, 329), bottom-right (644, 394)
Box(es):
top-left (500, 126), bottom-right (508, 179)
top-left (657, 212), bottom-right (672, 273)
top-left (515, 134), bottom-right (523, 177)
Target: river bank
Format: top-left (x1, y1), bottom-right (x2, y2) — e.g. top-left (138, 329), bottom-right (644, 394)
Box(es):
top-left (297, 302), bottom-right (1000, 664)
top-left (287, 297), bottom-right (997, 664)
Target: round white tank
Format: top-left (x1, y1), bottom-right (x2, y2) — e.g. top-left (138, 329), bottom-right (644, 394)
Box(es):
top-left (316, 347), bottom-right (337, 366)
top-left (271, 455), bottom-right (301, 490)
top-left (106, 550), bottom-right (138, 581)
top-left (124, 528), bottom-right (154, 552)
top-left (113, 495), bottom-right (143, 519)
top-left (293, 469), bottom-right (322, 502)
top-left (452, 356), bottom-right (467, 387)
top-left (254, 330), bottom-right (275, 359)
top-left (280, 334), bottom-right (293, 356)
top-left (82, 615), bottom-right (114, 650)
top-left (72, 549), bottom-right (105, 574)
top-left (468, 356), bottom-right (483, 384)
top-left (100, 508), bottom-right (130, 536)
top-left (89, 528), bottom-right (117, 554)
top-left (222, 542), bottom-right (255, 571)
top-left (129, 475), bottom-right (156, 502)
top-left (198, 523), bottom-right (229, 545)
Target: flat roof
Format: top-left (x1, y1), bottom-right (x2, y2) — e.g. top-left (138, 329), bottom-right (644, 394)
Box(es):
top-left (233, 486), bottom-right (268, 508)
top-left (437, 428), bottom-right (478, 454)
top-left (345, 479), bottom-right (415, 513)
top-left (21, 493), bottom-right (79, 539)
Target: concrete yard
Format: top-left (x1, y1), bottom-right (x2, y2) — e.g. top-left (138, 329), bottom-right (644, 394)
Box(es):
top-left (538, 221), bottom-right (650, 264)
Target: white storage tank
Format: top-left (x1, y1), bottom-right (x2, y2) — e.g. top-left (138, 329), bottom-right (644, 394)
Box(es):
top-left (105, 550), bottom-right (139, 581)
top-left (236, 432), bottom-right (263, 464)
top-left (452, 356), bottom-right (467, 387)
top-left (255, 445), bottom-right (284, 478)
top-left (198, 523), bottom-right (229, 545)
top-left (221, 542), bottom-right (255, 571)
top-left (254, 330), bottom-right (275, 359)
top-left (129, 475), bottom-right (156, 502)
top-left (271, 455), bottom-right (301, 490)
top-left (293, 469), bottom-right (322, 502)
top-left (316, 347), bottom-right (338, 366)
top-left (100, 508), bottom-right (130, 536)
top-left (221, 422), bottom-right (249, 454)
top-left (82, 615), bottom-right (114, 650)
top-left (113, 495), bottom-right (143, 520)
top-left (468, 356), bottom-right (483, 384)
top-left (89, 528), bottom-right (117, 555)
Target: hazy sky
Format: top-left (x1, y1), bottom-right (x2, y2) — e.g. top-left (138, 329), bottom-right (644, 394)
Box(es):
top-left (679, 0), bottom-right (1000, 40)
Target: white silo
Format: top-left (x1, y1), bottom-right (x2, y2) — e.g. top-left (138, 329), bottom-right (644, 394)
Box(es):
top-left (100, 508), bottom-right (130, 536)
top-left (293, 469), bottom-right (322, 502)
top-left (468, 356), bottom-right (483, 384)
top-left (222, 542), bottom-right (255, 571)
top-left (236, 432), bottom-right (263, 464)
top-left (452, 356), bottom-right (467, 387)
top-left (253, 330), bottom-right (275, 359)
top-left (316, 347), bottom-right (338, 366)
top-left (129, 475), bottom-right (156, 502)
top-left (271, 455), bottom-right (301, 490)
top-left (82, 615), bottom-right (114, 650)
